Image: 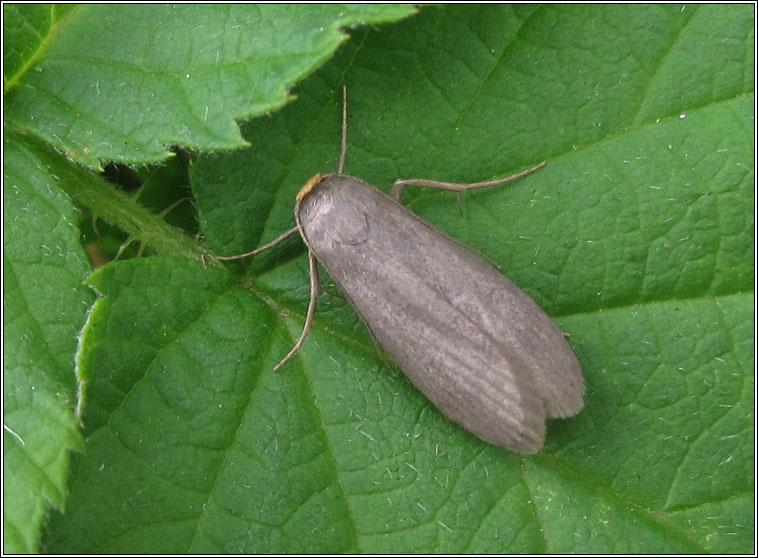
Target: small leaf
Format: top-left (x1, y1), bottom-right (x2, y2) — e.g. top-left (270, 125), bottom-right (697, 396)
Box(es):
top-left (4, 4), bottom-right (416, 168)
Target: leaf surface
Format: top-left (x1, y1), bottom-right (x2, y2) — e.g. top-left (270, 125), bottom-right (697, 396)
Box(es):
top-left (2, 4), bottom-right (751, 554)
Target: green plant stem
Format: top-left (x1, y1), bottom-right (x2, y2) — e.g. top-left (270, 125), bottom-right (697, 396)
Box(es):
top-left (10, 126), bottom-right (213, 263)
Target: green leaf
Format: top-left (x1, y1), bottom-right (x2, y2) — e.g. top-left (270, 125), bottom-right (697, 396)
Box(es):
top-left (4, 3), bottom-right (416, 168)
top-left (3, 3), bottom-right (415, 553)
top-left (3, 135), bottom-right (90, 553)
top-left (3, 4), bottom-right (750, 554)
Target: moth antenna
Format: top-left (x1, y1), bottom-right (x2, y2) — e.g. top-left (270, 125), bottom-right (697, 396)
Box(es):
top-left (215, 226), bottom-right (299, 261)
top-left (337, 85), bottom-right (347, 175)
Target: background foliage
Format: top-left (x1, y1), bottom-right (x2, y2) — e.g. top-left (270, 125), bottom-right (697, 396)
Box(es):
top-left (3, 4), bottom-right (753, 554)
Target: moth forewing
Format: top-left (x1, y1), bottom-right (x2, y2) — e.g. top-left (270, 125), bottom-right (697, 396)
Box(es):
top-left (295, 174), bottom-right (583, 453)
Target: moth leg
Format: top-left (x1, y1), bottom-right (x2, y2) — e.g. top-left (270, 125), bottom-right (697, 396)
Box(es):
top-left (273, 250), bottom-right (320, 372)
top-left (390, 161), bottom-right (546, 202)
top-left (215, 226), bottom-right (299, 261)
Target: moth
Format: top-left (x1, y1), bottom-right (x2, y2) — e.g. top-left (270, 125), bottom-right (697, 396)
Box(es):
top-left (218, 87), bottom-right (584, 453)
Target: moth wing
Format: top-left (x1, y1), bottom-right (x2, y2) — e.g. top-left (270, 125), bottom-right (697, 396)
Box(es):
top-left (298, 175), bottom-right (582, 452)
